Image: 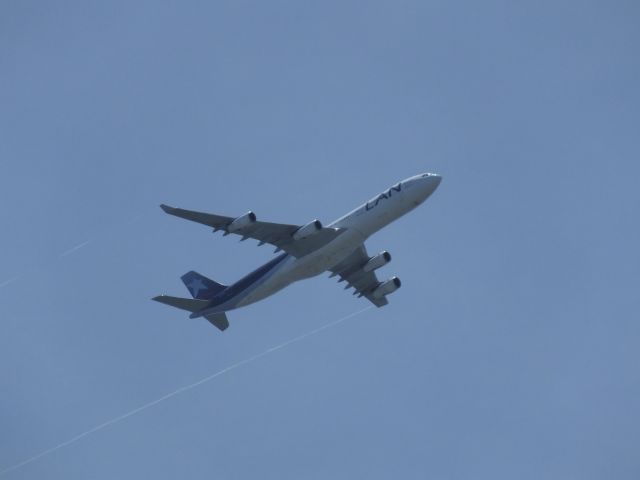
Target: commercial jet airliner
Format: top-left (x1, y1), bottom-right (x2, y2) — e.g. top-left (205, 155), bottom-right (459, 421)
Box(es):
top-left (153, 173), bottom-right (442, 331)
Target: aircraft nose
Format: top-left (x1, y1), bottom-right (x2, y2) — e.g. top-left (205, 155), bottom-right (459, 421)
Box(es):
top-left (425, 173), bottom-right (442, 194)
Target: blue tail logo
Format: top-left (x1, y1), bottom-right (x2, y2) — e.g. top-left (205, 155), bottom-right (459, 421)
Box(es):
top-left (181, 271), bottom-right (227, 300)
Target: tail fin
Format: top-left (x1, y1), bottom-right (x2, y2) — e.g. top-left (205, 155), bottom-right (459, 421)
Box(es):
top-left (181, 271), bottom-right (227, 300)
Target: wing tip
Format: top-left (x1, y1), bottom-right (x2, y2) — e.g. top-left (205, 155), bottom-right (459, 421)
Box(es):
top-left (160, 204), bottom-right (174, 214)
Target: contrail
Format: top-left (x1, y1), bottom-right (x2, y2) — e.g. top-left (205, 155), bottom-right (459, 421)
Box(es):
top-left (3, 211), bottom-right (145, 290)
top-left (59, 240), bottom-right (91, 257)
top-left (0, 306), bottom-right (372, 477)
top-left (0, 275), bottom-right (21, 288)
top-left (1, 240), bottom-right (91, 291)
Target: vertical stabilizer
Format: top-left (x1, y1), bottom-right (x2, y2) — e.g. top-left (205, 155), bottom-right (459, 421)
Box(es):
top-left (181, 271), bottom-right (227, 300)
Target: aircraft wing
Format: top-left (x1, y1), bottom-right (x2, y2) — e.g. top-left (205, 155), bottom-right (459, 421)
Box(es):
top-left (329, 244), bottom-right (389, 307)
top-left (160, 204), bottom-right (343, 258)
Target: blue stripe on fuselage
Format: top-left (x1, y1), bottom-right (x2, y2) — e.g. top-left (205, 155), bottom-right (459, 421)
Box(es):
top-left (207, 253), bottom-right (289, 308)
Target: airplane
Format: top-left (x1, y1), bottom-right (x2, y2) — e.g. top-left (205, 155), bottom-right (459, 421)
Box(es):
top-left (153, 172), bottom-right (442, 331)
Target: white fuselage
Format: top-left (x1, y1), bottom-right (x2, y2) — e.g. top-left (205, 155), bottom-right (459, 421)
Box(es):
top-left (201, 173), bottom-right (441, 313)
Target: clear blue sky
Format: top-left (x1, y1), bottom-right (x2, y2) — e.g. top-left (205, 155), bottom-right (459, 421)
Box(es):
top-left (1, 1), bottom-right (639, 478)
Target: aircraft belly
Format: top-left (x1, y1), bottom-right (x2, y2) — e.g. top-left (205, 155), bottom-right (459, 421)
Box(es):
top-left (296, 229), bottom-right (365, 276)
top-left (236, 230), bottom-right (364, 307)
top-left (233, 257), bottom-right (296, 307)
top-left (235, 272), bottom-right (292, 307)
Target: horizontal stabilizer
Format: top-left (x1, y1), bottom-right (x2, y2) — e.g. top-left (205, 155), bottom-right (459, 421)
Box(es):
top-left (204, 312), bottom-right (229, 331)
top-left (153, 295), bottom-right (230, 331)
top-left (152, 295), bottom-right (208, 312)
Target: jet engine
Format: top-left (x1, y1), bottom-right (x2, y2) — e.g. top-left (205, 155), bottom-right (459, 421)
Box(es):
top-left (227, 211), bottom-right (257, 233)
top-left (363, 251), bottom-right (391, 273)
top-left (292, 220), bottom-right (322, 240)
top-left (372, 276), bottom-right (401, 299)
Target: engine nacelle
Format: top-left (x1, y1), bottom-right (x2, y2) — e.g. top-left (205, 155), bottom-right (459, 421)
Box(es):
top-left (292, 219), bottom-right (322, 240)
top-left (372, 276), bottom-right (401, 299)
top-left (363, 251), bottom-right (391, 273)
top-left (227, 211), bottom-right (257, 233)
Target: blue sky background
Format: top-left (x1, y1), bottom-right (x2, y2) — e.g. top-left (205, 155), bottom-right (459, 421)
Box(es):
top-left (1, 1), bottom-right (639, 478)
